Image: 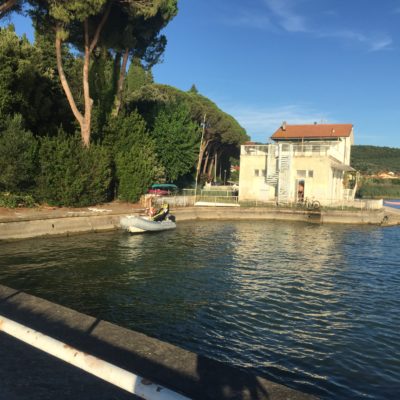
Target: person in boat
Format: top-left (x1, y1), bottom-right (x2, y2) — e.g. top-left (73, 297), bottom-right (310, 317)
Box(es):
top-left (146, 206), bottom-right (156, 218)
top-left (151, 203), bottom-right (169, 222)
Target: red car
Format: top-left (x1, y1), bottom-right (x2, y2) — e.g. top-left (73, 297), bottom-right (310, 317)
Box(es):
top-left (147, 184), bottom-right (178, 196)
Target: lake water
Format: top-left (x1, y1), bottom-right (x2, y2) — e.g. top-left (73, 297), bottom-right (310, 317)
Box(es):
top-left (0, 220), bottom-right (399, 399)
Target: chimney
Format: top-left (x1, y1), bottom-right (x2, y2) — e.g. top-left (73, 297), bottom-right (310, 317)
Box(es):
top-left (282, 121), bottom-right (287, 131)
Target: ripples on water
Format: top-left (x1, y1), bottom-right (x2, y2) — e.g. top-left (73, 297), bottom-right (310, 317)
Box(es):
top-left (1, 221), bottom-right (400, 399)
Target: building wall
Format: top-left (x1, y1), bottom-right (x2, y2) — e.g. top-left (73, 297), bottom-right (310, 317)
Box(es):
top-left (331, 130), bottom-right (353, 165)
top-left (239, 155), bottom-right (274, 201)
top-left (290, 157), bottom-right (332, 202)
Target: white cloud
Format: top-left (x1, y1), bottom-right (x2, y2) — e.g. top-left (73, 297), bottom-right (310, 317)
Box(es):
top-left (220, 103), bottom-right (332, 143)
top-left (368, 36), bottom-right (393, 52)
top-left (318, 30), bottom-right (393, 52)
top-left (263, 0), bottom-right (308, 32)
top-left (222, 1), bottom-right (393, 53)
top-left (253, 0), bottom-right (393, 52)
top-left (223, 10), bottom-right (274, 31)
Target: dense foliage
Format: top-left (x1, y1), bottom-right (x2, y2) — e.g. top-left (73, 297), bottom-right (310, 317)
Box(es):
top-left (0, 9), bottom-right (248, 207)
top-left (351, 145), bottom-right (400, 174)
top-left (0, 115), bottom-right (37, 193)
top-left (103, 112), bottom-right (161, 202)
top-left (151, 102), bottom-right (199, 181)
top-left (129, 83), bottom-right (249, 181)
top-left (36, 132), bottom-right (112, 206)
top-left (356, 177), bottom-right (400, 199)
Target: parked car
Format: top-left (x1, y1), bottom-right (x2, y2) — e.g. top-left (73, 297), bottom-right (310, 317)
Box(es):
top-left (148, 184), bottom-right (178, 196)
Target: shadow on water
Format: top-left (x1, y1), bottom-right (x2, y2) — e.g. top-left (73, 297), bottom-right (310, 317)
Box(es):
top-left (0, 287), bottom-right (305, 400)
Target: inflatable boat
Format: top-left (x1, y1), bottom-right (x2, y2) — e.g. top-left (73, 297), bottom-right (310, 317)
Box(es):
top-left (120, 215), bottom-right (176, 234)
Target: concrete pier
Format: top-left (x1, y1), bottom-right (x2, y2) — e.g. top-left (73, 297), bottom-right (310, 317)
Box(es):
top-left (0, 285), bottom-right (315, 400)
top-left (0, 203), bottom-right (399, 241)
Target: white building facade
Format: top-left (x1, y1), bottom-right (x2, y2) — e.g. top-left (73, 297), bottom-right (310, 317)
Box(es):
top-left (239, 123), bottom-right (356, 206)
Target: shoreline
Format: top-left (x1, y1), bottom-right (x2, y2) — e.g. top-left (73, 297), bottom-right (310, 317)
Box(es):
top-left (0, 204), bottom-right (399, 241)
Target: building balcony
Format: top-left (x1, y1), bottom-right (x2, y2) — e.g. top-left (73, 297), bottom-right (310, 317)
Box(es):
top-left (241, 145), bottom-right (270, 156)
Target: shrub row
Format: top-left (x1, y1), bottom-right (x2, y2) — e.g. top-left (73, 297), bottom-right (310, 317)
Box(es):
top-left (357, 184), bottom-right (400, 199)
top-left (0, 112), bottom-right (161, 207)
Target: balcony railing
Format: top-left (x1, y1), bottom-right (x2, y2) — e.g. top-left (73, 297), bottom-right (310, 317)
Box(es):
top-left (241, 145), bottom-right (269, 156)
top-left (241, 143), bottom-right (344, 163)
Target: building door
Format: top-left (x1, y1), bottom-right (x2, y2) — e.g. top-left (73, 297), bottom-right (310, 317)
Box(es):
top-left (296, 179), bottom-right (305, 202)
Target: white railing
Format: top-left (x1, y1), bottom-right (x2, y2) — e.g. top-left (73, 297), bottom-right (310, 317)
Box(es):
top-left (239, 198), bottom-right (384, 210)
top-left (241, 145), bottom-right (269, 156)
top-left (291, 143), bottom-right (343, 162)
top-left (0, 315), bottom-right (190, 400)
top-left (241, 143), bottom-right (345, 163)
top-left (148, 188), bottom-right (239, 207)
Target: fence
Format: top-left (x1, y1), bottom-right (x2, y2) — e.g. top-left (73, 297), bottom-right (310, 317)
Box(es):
top-left (142, 188), bottom-right (239, 208)
top-left (239, 198), bottom-right (384, 210)
top-left (144, 191), bottom-right (383, 210)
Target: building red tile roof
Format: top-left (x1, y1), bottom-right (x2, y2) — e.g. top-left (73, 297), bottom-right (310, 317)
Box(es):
top-left (271, 123), bottom-right (353, 140)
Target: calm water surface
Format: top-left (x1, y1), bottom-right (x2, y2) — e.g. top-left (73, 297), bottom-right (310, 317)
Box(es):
top-left (0, 220), bottom-right (399, 399)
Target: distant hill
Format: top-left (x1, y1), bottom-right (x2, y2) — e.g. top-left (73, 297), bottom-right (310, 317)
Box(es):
top-left (351, 145), bottom-right (400, 174)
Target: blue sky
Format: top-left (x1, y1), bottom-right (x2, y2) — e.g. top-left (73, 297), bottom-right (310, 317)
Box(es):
top-left (5, 0), bottom-right (400, 147)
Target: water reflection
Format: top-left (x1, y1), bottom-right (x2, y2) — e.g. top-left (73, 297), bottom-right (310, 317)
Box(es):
top-left (0, 221), bottom-right (399, 399)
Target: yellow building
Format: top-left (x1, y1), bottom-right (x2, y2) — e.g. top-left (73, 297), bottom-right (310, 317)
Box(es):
top-left (239, 123), bottom-right (356, 205)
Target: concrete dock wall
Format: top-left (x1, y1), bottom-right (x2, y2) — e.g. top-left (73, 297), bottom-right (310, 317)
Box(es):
top-left (174, 207), bottom-right (393, 225)
top-left (0, 214), bottom-right (122, 240)
top-left (0, 285), bottom-right (315, 400)
top-left (0, 206), bottom-right (398, 241)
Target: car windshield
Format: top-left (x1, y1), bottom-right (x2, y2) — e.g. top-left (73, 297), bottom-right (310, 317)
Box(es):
top-left (150, 184), bottom-right (178, 191)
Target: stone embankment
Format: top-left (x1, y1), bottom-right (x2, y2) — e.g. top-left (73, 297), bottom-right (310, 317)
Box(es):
top-left (0, 203), bottom-right (399, 241)
top-left (0, 285), bottom-right (315, 400)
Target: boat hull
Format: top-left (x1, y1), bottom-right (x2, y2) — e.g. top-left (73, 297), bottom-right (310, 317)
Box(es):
top-left (120, 215), bottom-right (176, 233)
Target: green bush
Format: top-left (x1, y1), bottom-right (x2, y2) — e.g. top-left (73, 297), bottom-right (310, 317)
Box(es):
top-left (36, 132), bottom-right (112, 206)
top-left (357, 184), bottom-right (400, 199)
top-left (0, 114), bottom-right (37, 193)
top-left (0, 192), bottom-right (36, 208)
top-left (103, 112), bottom-right (162, 202)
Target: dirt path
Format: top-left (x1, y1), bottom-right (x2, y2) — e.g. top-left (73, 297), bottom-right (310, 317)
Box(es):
top-left (0, 201), bottom-right (143, 223)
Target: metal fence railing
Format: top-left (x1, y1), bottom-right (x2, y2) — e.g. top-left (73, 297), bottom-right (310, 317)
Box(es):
top-left (239, 198), bottom-right (384, 211)
top-left (144, 191), bottom-right (383, 211)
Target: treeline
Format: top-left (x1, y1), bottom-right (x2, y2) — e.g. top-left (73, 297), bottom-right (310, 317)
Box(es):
top-left (0, 1), bottom-right (248, 207)
top-left (356, 177), bottom-right (400, 199)
top-left (351, 145), bottom-right (400, 174)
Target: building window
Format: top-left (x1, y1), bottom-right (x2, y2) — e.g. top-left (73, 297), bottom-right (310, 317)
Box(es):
top-left (308, 170), bottom-right (314, 178)
top-left (297, 170), bottom-right (306, 178)
top-left (254, 169), bottom-right (259, 177)
top-left (261, 169), bottom-right (266, 177)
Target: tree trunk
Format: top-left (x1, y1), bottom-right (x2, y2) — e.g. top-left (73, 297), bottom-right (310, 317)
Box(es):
top-left (112, 51), bottom-right (122, 93)
top-left (202, 150), bottom-right (210, 175)
top-left (112, 47), bottom-right (129, 116)
top-left (54, 4), bottom-right (111, 147)
top-left (195, 139), bottom-right (209, 185)
top-left (207, 157), bottom-right (214, 178)
top-left (82, 20), bottom-right (92, 147)
top-left (55, 28), bottom-right (84, 130)
top-left (0, 0), bottom-right (17, 17)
